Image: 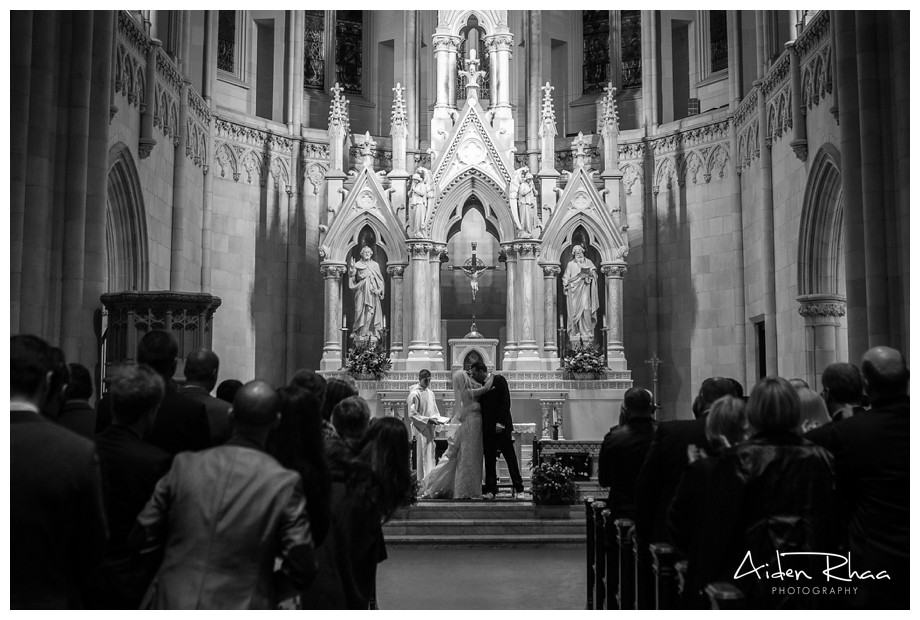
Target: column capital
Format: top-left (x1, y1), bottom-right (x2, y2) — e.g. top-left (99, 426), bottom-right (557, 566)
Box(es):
top-left (540, 263), bottom-right (561, 277)
top-left (386, 263), bottom-right (408, 277)
top-left (796, 294), bottom-right (847, 319)
top-left (432, 34), bottom-right (461, 53)
top-left (320, 263), bottom-right (347, 278)
top-left (499, 245), bottom-right (518, 261)
top-left (601, 263), bottom-right (627, 278)
top-left (428, 244), bottom-right (448, 261)
top-left (485, 34), bottom-right (514, 53)
top-left (407, 241), bottom-right (434, 257)
top-left (513, 241), bottom-right (541, 257)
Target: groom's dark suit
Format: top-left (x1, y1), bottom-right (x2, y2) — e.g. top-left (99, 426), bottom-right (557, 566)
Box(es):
top-left (479, 374), bottom-right (524, 494)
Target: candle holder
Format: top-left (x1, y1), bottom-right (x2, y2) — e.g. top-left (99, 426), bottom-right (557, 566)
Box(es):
top-left (340, 326), bottom-right (349, 370)
top-left (600, 326), bottom-right (609, 367)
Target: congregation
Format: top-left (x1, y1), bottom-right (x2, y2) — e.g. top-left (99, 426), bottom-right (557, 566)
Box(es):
top-left (597, 347), bottom-right (909, 610)
top-left (10, 330), bottom-right (411, 610)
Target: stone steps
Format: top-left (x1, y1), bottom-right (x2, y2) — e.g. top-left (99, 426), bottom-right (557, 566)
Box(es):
top-left (383, 500), bottom-right (586, 547)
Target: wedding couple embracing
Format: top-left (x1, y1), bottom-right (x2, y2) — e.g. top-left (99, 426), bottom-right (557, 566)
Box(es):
top-left (419, 361), bottom-right (524, 500)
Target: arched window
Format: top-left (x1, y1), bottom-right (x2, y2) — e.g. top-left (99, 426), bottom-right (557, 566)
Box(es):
top-left (458, 15), bottom-right (490, 102)
top-left (217, 10), bottom-right (244, 81)
top-left (582, 10), bottom-right (610, 94)
top-left (303, 10), bottom-right (365, 96)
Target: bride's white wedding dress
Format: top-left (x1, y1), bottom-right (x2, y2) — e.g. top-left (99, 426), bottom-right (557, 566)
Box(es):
top-left (421, 384), bottom-right (487, 500)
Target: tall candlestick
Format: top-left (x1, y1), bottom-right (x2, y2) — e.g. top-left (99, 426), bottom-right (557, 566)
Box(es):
top-left (383, 316), bottom-right (387, 329)
top-left (342, 314), bottom-right (347, 329)
top-left (558, 314), bottom-right (564, 328)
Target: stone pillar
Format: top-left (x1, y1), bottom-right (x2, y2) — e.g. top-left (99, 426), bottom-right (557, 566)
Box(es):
top-left (387, 264), bottom-right (406, 354)
top-left (602, 264), bottom-right (628, 370)
top-left (728, 121), bottom-right (748, 386)
top-left (541, 264), bottom-right (561, 356)
top-left (432, 35), bottom-right (457, 116)
top-left (502, 246), bottom-right (518, 366)
top-left (201, 10), bottom-right (216, 291)
top-left (485, 33), bottom-right (515, 139)
top-left (640, 11), bottom-right (659, 128)
top-left (787, 41), bottom-right (807, 162)
top-left (728, 11), bottom-right (744, 105)
top-left (407, 241), bottom-right (432, 368)
top-left (797, 295), bottom-right (846, 391)
top-left (515, 241), bottom-right (541, 369)
top-left (404, 11), bottom-right (418, 150)
top-left (526, 11), bottom-right (543, 171)
top-left (429, 244), bottom-right (446, 367)
top-left (320, 264), bottom-right (346, 370)
top-left (139, 39), bottom-right (160, 158)
top-left (756, 79), bottom-right (778, 375)
top-left (169, 78), bottom-right (190, 290)
top-left (10, 10), bottom-right (33, 331)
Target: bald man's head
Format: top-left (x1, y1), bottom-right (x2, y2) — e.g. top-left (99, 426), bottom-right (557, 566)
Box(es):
top-left (184, 348), bottom-right (220, 388)
top-left (861, 346), bottom-right (909, 400)
top-left (231, 380), bottom-right (280, 428)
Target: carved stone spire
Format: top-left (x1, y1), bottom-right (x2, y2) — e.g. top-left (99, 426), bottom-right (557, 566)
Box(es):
top-left (391, 82), bottom-right (408, 130)
top-left (572, 131), bottom-right (589, 169)
top-left (357, 131), bottom-right (377, 171)
top-left (390, 82), bottom-right (409, 173)
top-left (538, 81), bottom-right (557, 176)
top-left (598, 82), bottom-right (620, 175)
top-left (327, 82), bottom-right (350, 172)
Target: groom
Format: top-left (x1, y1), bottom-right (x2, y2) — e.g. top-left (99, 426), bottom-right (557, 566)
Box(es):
top-left (469, 361), bottom-right (524, 499)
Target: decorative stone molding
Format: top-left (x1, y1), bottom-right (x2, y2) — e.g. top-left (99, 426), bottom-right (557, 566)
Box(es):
top-left (760, 54), bottom-right (791, 99)
top-left (386, 264), bottom-right (406, 278)
top-left (513, 241), bottom-right (541, 257)
top-left (302, 141), bottom-right (331, 161)
top-left (797, 300), bottom-right (847, 318)
top-left (541, 264), bottom-right (561, 277)
top-left (484, 34), bottom-right (514, 53)
top-left (792, 10), bottom-right (830, 59)
top-left (407, 241), bottom-right (434, 257)
top-left (155, 47), bottom-right (183, 96)
top-left (432, 34), bottom-right (461, 53)
top-left (601, 264), bottom-right (627, 278)
top-left (320, 264), bottom-right (347, 279)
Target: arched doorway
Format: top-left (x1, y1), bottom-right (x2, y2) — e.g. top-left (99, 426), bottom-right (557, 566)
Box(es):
top-left (106, 144), bottom-right (149, 292)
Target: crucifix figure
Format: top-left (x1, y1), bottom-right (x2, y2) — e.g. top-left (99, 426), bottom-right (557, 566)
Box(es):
top-left (449, 241), bottom-right (495, 337)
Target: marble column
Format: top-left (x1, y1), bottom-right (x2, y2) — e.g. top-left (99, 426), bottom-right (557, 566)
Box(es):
top-left (10, 10), bottom-right (32, 330)
top-left (640, 11), bottom-right (659, 128)
top-left (387, 264), bottom-right (406, 353)
top-left (429, 245), bottom-right (445, 366)
top-left (140, 39), bottom-right (160, 158)
top-left (515, 241), bottom-right (541, 368)
top-left (541, 264), bottom-right (561, 355)
top-left (502, 246), bottom-right (518, 364)
top-left (169, 78), bottom-right (190, 289)
top-left (404, 11), bottom-right (418, 150)
top-left (485, 33), bottom-right (514, 138)
top-left (321, 264), bottom-right (346, 369)
top-left (200, 10), bottom-right (216, 291)
top-left (756, 79), bottom-right (778, 375)
top-left (602, 264), bottom-right (628, 370)
top-left (432, 35), bottom-right (458, 117)
top-left (407, 242), bottom-right (431, 365)
top-left (787, 41), bottom-right (807, 162)
top-left (728, 11), bottom-right (743, 105)
top-left (526, 11), bottom-right (542, 171)
top-left (797, 295), bottom-right (847, 391)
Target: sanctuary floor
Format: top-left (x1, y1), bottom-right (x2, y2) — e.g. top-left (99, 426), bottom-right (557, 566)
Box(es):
top-left (375, 545), bottom-right (585, 609)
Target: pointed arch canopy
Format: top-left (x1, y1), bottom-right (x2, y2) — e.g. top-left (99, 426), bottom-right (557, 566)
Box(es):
top-left (798, 144), bottom-right (843, 296)
top-left (106, 142), bottom-right (149, 292)
top-left (437, 10), bottom-right (509, 37)
top-left (429, 168), bottom-right (514, 243)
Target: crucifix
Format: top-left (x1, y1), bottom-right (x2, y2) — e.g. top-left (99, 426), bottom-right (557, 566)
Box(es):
top-left (645, 350), bottom-right (662, 417)
top-left (449, 241), bottom-right (495, 336)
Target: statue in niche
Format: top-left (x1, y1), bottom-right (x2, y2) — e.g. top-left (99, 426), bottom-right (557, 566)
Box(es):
top-left (509, 166), bottom-right (538, 238)
top-left (348, 245), bottom-right (385, 341)
top-left (562, 244), bottom-right (599, 343)
top-left (408, 167), bottom-right (434, 238)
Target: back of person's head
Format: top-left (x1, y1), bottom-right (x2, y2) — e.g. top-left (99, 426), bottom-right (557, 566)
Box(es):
top-left (231, 380), bottom-right (281, 431)
top-left (418, 369), bottom-right (432, 380)
top-left (728, 378), bottom-right (745, 399)
top-left (705, 396), bottom-right (748, 450)
top-left (788, 378), bottom-right (810, 390)
top-left (216, 379), bottom-right (243, 403)
top-left (358, 416), bottom-right (411, 522)
top-left (861, 346), bottom-right (909, 400)
top-left (184, 348), bottom-right (220, 388)
top-left (746, 376), bottom-right (801, 434)
top-left (45, 347), bottom-right (70, 414)
top-left (469, 360), bottom-right (488, 374)
top-left (821, 362), bottom-right (863, 405)
top-left (331, 396), bottom-right (371, 443)
top-left (11, 334), bottom-right (53, 401)
top-left (109, 363), bottom-right (165, 426)
top-left (797, 387), bottom-right (831, 434)
top-left (321, 378), bottom-right (358, 422)
top-left (290, 369), bottom-right (327, 411)
top-left (66, 363), bottom-right (94, 401)
top-left (623, 386), bottom-right (654, 418)
top-left (137, 330), bottom-right (179, 378)
top-left (697, 377), bottom-right (737, 416)
top-left (269, 386), bottom-right (325, 469)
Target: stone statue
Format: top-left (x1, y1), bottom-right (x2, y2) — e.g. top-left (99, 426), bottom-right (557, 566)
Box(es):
top-left (408, 167), bottom-right (433, 238)
top-left (458, 49), bottom-right (486, 100)
top-left (348, 246), bottom-right (385, 341)
top-left (509, 166), bottom-right (538, 238)
top-left (562, 244), bottom-right (599, 342)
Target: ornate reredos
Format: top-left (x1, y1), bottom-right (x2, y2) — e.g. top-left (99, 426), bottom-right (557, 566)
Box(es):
top-left (541, 166), bottom-right (627, 264)
top-left (432, 101), bottom-right (512, 190)
top-left (321, 166), bottom-right (405, 263)
top-left (437, 10), bottom-right (509, 36)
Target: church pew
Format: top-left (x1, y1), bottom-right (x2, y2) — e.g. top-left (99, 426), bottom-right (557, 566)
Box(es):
top-left (649, 543), bottom-right (680, 609)
top-left (603, 509), bottom-right (617, 608)
top-left (592, 501), bottom-right (607, 609)
top-left (584, 497), bottom-right (595, 610)
top-left (614, 518), bottom-right (635, 610)
top-left (704, 582), bottom-right (745, 610)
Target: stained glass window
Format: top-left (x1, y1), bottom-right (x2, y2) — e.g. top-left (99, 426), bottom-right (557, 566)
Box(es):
top-left (710, 10), bottom-right (728, 73)
top-left (303, 10), bottom-right (325, 91)
top-left (620, 11), bottom-right (642, 90)
top-left (335, 10), bottom-right (363, 95)
top-left (583, 10), bottom-right (610, 94)
top-left (217, 10), bottom-right (236, 74)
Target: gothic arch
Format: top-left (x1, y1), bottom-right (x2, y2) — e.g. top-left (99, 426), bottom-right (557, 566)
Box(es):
top-left (438, 10), bottom-right (508, 36)
top-left (106, 143), bottom-right (149, 292)
top-left (322, 214), bottom-right (404, 265)
top-left (429, 168), bottom-right (513, 243)
top-left (798, 144), bottom-right (843, 296)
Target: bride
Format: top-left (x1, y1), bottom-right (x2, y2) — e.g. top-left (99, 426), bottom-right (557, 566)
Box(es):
top-left (421, 369), bottom-right (493, 499)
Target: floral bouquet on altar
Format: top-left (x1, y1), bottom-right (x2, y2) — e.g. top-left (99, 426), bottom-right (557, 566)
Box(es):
top-left (344, 336), bottom-right (392, 380)
top-left (561, 340), bottom-right (607, 377)
top-left (530, 459), bottom-right (580, 505)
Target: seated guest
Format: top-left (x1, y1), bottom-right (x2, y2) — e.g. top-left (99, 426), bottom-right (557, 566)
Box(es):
top-left (598, 387), bottom-right (657, 518)
top-left (320, 379), bottom-right (358, 441)
top-left (268, 386), bottom-right (331, 548)
top-left (57, 362), bottom-right (96, 439)
top-left (697, 377), bottom-right (834, 609)
top-left (91, 363), bottom-right (172, 609)
top-left (96, 330), bottom-right (210, 455)
top-left (330, 394), bottom-right (368, 447)
top-left (216, 378), bottom-right (243, 404)
top-left (796, 386), bottom-right (831, 434)
top-left (807, 347), bottom-right (909, 609)
top-left (178, 348), bottom-right (232, 446)
top-left (820, 362), bottom-right (865, 421)
top-left (133, 380), bottom-right (317, 609)
top-left (290, 368), bottom-right (328, 411)
top-left (667, 395), bottom-right (748, 608)
top-left (11, 335), bottom-right (108, 609)
top-left (300, 417), bottom-right (410, 610)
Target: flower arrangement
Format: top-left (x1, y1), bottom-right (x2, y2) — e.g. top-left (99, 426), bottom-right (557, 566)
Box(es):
top-left (561, 340), bottom-right (607, 376)
top-left (344, 336), bottom-right (392, 379)
top-left (530, 459), bottom-right (580, 505)
top-left (408, 471), bottom-right (422, 505)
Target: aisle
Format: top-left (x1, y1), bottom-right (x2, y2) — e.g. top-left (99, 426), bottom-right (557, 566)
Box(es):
top-left (375, 546), bottom-right (585, 610)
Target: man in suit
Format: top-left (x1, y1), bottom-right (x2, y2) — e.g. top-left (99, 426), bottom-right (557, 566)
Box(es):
top-left (96, 330), bottom-right (210, 454)
top-left (57, 362), bottom-right (96, 439)
top-left (10, 335), bottom-right (108, 609)
top-left (807, 346), bottom-right (909, 609)
top-left (820, 361), bottom-right (865, 422)
top-left (469, 360), bottom-right (523, 499)
top-left (91, 363), bottom-right (173, 609)
top-left (133, 380), bottom-right (317, 609)
top-left (598, 387), bottom-right (657, 518)
top-left (178, 348), bottom-right (232, 446)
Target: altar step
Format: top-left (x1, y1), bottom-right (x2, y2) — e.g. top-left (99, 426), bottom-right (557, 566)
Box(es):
top-left (383, 501), bottom-right (586, 547)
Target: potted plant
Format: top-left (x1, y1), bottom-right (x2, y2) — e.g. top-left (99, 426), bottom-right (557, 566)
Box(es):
top-left (344, 336), bottom-right (392, 380)
top-left (530, 459), bottom-right (580, 506)
top-left (561, 340), bottom-right (607, 380)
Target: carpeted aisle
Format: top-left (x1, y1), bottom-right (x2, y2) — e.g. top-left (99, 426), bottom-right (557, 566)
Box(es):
top-left (375, 546), bottom-right (586, 610)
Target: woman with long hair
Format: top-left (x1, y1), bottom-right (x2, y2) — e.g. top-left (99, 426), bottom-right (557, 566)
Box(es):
top-left (421, 369), bottom-right (493, 499)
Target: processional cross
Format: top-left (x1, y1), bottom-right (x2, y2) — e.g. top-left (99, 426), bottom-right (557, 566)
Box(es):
top-left (449, 241), bottom-right (495, 336)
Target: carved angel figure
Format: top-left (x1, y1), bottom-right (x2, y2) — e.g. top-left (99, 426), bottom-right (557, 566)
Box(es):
top-left (509, 166), bottom-right (538, 238)
top-left (408, 167), bottom-right (434, 238)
